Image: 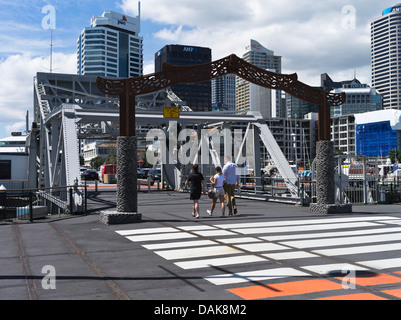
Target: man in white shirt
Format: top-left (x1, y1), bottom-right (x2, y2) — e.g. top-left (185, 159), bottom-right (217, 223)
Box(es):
top-left (222, 155), bottom-right (239, 215)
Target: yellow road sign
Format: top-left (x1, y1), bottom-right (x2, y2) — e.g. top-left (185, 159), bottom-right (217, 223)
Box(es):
top-left (163, 106), bottom-right (180, 118)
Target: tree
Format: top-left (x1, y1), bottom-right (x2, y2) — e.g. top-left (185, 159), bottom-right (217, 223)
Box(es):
top-left (389, 149), bottom-right (401, 164)
top-left (90, 156), bottom-right (106, 170)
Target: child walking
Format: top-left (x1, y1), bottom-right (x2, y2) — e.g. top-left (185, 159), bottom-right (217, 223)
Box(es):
top-left (207, 166), bottom-right (225, 217)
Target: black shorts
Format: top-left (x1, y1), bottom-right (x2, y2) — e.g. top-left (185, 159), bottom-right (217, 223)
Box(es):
top-left (190, 189), bottom-right (201, 200)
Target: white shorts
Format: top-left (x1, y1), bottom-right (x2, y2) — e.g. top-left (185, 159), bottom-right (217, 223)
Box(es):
top-left (215, 187), bottom-right (225, 197)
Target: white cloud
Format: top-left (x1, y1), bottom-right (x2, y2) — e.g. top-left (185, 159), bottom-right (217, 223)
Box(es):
top-left (120, 0), bottom-right (391, 86)
top-left (143, 60), bottom-right (155, 75)
top-left (154, 25), bottom-right (183, 42)
top-left (0, 52), bottom-right (76, 138)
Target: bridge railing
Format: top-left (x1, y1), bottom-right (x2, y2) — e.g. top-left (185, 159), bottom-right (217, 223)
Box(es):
top-left (0, 185), bottom-right (87, 222)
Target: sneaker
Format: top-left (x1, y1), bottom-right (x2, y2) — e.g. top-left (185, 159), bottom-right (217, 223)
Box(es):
top-left (207, 210), bottom-right (212, 216)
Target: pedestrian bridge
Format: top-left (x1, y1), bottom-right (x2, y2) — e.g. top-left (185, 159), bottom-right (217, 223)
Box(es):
top-left (29, 71), bottom-right (355, 214)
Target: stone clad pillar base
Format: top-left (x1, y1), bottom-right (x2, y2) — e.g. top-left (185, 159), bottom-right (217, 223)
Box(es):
top-left (310, 141), bottom-right (352, 214)
top-left (100, 136), bottom-right (141, 225)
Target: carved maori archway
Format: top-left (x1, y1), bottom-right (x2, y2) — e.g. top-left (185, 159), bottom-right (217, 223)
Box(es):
top-left (97, 54), bottom-right (347, 216)
top-left (97, 54), bottom-right (345, 140)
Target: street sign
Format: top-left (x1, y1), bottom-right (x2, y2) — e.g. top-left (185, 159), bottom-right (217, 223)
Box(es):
top-left (163, 106), bottom-right (180, 118)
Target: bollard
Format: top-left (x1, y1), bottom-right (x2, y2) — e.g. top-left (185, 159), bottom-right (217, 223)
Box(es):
top-left (29, 191), bottom-right (33, 222)
top-left (69, 188), bottom-right (73, 214)
top-left (84, 185), bottom-right (88, 214)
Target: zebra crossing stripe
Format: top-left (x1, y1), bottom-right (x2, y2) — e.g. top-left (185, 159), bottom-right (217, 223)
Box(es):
top-left (203, 268), bottom-right (310, 286)
top-left (174, 255), bottom-right (266, 270)
top-left (115, 227), bottom-right (177, 236)
top-left (154, 245), bottom-right (242, 260)
top-left (233, 222), bottom-right (378, 235)
top-left (214, 216), bottom-right (398, 230)
top-left (314, 242), bottom-right (401, 257)
top-left (125, 232), bottom-right (196, 242)
top-left (142, 239), bottom-right (215, 250)
top-left (263, 227), bottom-right (401, 241)
top-left (301, 263), bottom-right (368, 275)
top-left (262, 251), bottom-right (318, 260)
top-left (281, 232), bottom-right (401, 249)
top-left (357, 258), bottom-right (401, 270)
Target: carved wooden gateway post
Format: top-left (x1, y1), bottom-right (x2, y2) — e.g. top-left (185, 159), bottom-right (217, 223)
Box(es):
top-left (97, 54), bottom-right (350, 223)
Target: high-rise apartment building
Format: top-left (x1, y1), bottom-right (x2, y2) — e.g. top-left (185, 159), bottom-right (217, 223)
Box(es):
top-left (371, 4), bottom-right (401, 109)
top-left (155, 44), bottom-right (212, 111)
top-left (212, 75), bottom-right (236, 111)
top-left (330, 80), bottom-right (382, 117)
top-left (236, 40), bottom-right (282, 118)
top-left (77, 9), bottom-right (143, 77)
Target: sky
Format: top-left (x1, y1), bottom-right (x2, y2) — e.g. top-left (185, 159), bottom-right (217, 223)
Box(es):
top-left (0, 0), bottom-right (398, 139)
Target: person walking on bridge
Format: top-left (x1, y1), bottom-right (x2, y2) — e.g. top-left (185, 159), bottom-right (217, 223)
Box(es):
top-left (184, 164), bottom-right (206, 219)
top-left (207, 166), bottom-right (225, 217)
top-left (222, 155), bottom-right (239, 215)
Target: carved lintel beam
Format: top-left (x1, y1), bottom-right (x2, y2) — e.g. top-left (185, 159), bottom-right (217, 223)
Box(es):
top-left (96, 53), bottom-right (346, 140)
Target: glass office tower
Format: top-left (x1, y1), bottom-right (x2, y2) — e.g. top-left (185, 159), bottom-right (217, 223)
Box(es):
top-left (155, 45), bottom-right (212, 111)
top-left (371, 4), bottom-right (401, 109)
top-left (77, 10), bottom-right (143, 77)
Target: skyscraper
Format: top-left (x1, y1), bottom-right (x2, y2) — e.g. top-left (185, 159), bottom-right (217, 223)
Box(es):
top-left (212, 75), bottom-right (236, 111)
top-left (371, 4), bottom-right (401, 109)
top-left (155, 45), bottom-right (212, 111)
top-left (77, 9), bottom-right (143, 77)
top-left (236, 40), bottom-right (282, 117)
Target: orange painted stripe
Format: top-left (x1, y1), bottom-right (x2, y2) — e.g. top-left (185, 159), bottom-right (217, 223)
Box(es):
top-left (394, 271), bottom-right (401, 276)
top-left (382, 289), bottom-right (401, 299)
top-left (228, 279), bottom-right (343, 300)
top-left (315, 293), bottom-right (388, 300)
top-left (336, 273), bottom-right (401, 286)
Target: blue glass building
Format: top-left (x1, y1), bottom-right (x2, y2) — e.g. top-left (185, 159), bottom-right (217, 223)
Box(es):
top-left (355, 110), bottom-right (401, 157)
top-left (356, 121), bottom-right (398, 157)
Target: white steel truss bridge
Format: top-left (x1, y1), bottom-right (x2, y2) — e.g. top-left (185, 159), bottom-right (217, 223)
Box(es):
top-left (30, 72), bottom-right (302, 206)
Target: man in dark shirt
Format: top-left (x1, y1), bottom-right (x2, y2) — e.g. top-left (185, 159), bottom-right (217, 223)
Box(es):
top-left (184, 164), bottom-right (206, 218)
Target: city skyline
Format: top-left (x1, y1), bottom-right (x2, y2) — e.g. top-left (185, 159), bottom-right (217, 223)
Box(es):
top-left (0, 0), bottom-right (398, 139)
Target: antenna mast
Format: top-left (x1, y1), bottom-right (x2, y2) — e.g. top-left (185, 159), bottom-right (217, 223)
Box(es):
top-left (50, 29), bottom-right (53, 73)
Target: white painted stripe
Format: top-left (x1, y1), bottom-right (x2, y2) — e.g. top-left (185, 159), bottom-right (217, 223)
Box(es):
top-left (302, 263), bottom-right (368, 275)
top-left (235, 222), bottom-right (378, 235)
top-left (174, 255), bottom-right (266, 270)
top-left (314, 242), bottom-right (401, 257)
top-left (234, 242), bottom-right (290, 252)
top-left (125, 232), bottom-right (196, 242)
top-left (178, 225), bottom-right (217, 231)
top-left (263, 251), bottom-right (318, 260)
top-left (357, 258), bottom-right (401, 270)
top-left (116, 227), bottom-right (177, 236)
top-left (154, 245), bottom-right (242, 260)
top-left (281, 232), bottom-right (401, 249)
top-left (218, 237), bottom-right (262, 244)
top-left (192, 230), bottom-right (237, 237)
top-left (377, 220), bottom-right (401, 226)
top-left (142, 240), bottom-right (215, 250)
top-left (214, 216), bottom-right (396, 230)
top-left (262, 227), bottom-right (401, 241)
top-left (203, 268), bottom-right (310, 286)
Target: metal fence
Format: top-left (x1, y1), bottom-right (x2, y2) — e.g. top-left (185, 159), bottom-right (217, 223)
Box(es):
top-left (0, 185), bottom-right (87, 222)
top-left (233, 155), bottom-right (401, 206)
top-left (301, 155), bottom-right (401, 205)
